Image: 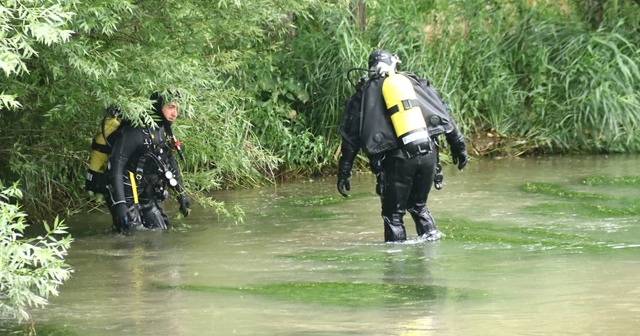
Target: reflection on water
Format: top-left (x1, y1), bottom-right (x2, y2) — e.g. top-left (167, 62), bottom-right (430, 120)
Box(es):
top-left (6, 155), bottom-right (640, 335)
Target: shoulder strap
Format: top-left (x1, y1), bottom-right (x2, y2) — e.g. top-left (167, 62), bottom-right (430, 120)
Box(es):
top-left (134, 125), bottom-right (155, 180)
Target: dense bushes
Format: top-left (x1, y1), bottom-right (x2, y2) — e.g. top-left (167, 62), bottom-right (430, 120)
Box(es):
top-left (2, 0), bottom-right (640, 220)
top-left (0, 183), bottom-right (73, 323)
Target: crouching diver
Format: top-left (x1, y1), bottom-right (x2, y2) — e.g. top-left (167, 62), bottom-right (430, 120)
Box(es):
top-left (107, 92), bottom-right (190, 233)
top-left (337, 49), bottom-right (468, 242)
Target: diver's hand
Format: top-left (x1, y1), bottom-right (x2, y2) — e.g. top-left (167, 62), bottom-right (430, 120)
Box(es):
top-left (337, 177), bottom-right (351, 197)
top-left (451, 148), bottom-right (468, 170)
top-left (112, 203), bottom-right (129, 232)
top-left (178, 194), bottom-right (190, 217)
top-left (446, 131), bottom-right (468, 171)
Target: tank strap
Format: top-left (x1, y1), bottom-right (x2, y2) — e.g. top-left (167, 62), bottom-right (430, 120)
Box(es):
top-left (129, 171), bottom-right (139, 204)
top-left (387, 98), bottom-right (420, 114)
top-left (134, 151), bottom-right (165, 181)
top-left (91, 140), bottom-right (111, 153)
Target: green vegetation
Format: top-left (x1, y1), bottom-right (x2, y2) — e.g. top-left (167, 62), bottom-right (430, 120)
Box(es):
top-left (521, 182), bottom-right (615, 200)
top-left (581, 175), bottom-right (640, 186)
top-left (287, 191), bottom-right (373, 207)
top-left (0, 183), bottom-right (73, 324)
top-left (522, 176), bottom-right (640, 217)
top-left (439, 216), bottom-right (602, 249)
top-left (2, 0), bottom-right (640, 219)
top-left (166, 281), bottom-right (471, 308)
top-left (437, 174), bottom-right (640, 248)
top-left (3, 0), bottom-right (640, 325)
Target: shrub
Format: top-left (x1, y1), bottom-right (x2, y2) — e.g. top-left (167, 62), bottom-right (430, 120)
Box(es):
top-left (0, 182), bottom-right (73, 324)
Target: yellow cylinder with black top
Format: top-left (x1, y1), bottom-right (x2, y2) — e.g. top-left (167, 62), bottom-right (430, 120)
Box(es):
top-left (88, 116), bottom-right (121, 172)
top-left (382, 71), bottom-right (431, 157)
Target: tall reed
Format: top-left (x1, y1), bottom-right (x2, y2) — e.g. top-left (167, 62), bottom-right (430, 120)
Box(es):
top-left (300, 0), bottom-right (640, 156)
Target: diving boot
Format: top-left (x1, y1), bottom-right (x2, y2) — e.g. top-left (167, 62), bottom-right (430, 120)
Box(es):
top-left (422, 229), bottom-right (443, 242)
top-left (383, 216), bottom-right (407, 242)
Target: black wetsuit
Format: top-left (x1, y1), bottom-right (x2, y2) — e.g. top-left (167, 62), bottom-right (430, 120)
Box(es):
top-left (338, 72), bottom-right (466, 242)
top-left (107, 119), bottom-right (184, 231)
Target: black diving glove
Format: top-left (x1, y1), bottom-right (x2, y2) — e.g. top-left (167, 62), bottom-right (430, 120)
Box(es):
top-left (337, 171), bottom-right (351, 197)
top-left (178, 194), bottom-right (190, 217)
top-left (337, 141), bottom-right (357, 198)
top-left (112, 202), bottom-right (129, 232)
top-left (451, 143), bottom-right (468, 170)
top-left (448, 134), bottom-right (468, 171)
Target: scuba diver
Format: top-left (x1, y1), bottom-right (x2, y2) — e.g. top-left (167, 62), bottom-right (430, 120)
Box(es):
top-left (336, 49), bottom-right (468, 242)
top-left (106, 92), bottom-right (190, 233)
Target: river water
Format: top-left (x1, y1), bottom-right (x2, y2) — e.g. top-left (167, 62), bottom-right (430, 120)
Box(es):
top-left (8, 155), bottom-right (640, 335)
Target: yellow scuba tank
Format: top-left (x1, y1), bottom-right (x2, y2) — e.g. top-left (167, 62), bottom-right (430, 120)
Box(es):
top-left (381, 70), bottom-right (431, 157)
top-left (88, 116), bottom-right (120, 173)
top-left (86, 106), bottom-right (122, 194)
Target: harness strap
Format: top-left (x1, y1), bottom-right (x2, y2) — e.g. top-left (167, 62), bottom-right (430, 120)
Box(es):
top-left (387, 98), bottom-right (420, 114)
top-left (134, 125), bottom-right (156, 181)
top-left (129, 171), bottom-right (139, 204)
top-left (91, 140), bottom-right (111, 153)
top-left (135, 154), bottom-right (146, 181)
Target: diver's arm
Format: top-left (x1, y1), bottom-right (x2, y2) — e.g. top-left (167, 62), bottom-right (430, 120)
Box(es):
top-left (338, 139), bottom-right (359, 178)
top-left (337, 138), bottom-right (358, 197)
top-left (445, 127), bottom-right (468, 171)
top-left (108, 126), bottom-right (143, 204)
top-left (166, 151), bottom-right (186, 195)
top-left (337, 89), bottom-right (363, 197)
top-left (166, 149), bottom-right (190, 216)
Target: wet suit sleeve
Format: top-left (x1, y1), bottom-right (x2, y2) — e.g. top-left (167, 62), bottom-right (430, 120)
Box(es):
top-left (338, 138), bottom-right (359, 179)
top-left (407, 71), bottom-right (467, 170)
top-left (338, 89), bottom-right (363, 179)
top-left (108, 125), bottom-right (145, 205)
top-left (444, 123), bottom-right (468, 170)
top-left (166, 151), bottom-right (186, 195)
top-left (336, 89), bottom-right (364, 197)
top-left (166, 149), bottom-right (190, 216)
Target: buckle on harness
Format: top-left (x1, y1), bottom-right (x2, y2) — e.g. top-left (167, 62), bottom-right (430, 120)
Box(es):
top-left (402, 99), bottom-right (420, 110)
top-left (402, 99), bottom-right (415, 110)
top-left (387, 99), bottom-right (420, 114)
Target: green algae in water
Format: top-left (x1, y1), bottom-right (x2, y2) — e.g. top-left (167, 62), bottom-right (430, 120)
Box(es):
top-left (521, 182), bottom-right (613, 200)
top-left (165, 282), bottom-right (472, 308)
top-left (581, 175), bottom-right (640, 186)
top-left (286, 192), bottom-right (374, 207)
top-left (438, 217), bottom-right (621, 252)
top-left (279, 248), bottom-right (433, 280)
top-left (281, 249), bottom-right (390, 263)
top-left (290, 195), bottom-right (348, 207)
top-left (526, 201), bottom-right (640, 217)
top-left (273, 192), bottom-right (377, 220)
top-left (520, 179), bottom-right (640, 218)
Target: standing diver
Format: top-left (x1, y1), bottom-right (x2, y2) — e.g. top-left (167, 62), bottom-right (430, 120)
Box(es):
top-left (107, 92), bottom-right (190, 233)
top-left (336, 49), bottom-right (468, 242)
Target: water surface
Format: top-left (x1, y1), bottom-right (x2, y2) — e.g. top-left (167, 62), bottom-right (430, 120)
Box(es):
top-left (11, 155), bottom-right (640, 335)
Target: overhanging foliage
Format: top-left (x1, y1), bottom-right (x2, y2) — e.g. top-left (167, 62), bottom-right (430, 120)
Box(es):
top-left (1, 0), bottom-right (640, 221)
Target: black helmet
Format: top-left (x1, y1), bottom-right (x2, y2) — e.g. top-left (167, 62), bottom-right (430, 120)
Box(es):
top-left (368, 49), bottom-right (394, 68)
top-left (149, 91), bottom-right (172, 126)
top-left (150, 92), bottom-right (165, 117)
